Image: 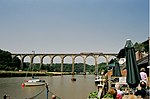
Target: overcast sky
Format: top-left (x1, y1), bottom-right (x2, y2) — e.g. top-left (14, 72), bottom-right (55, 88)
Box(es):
top-left (0, 0), bottom-right (149, 54)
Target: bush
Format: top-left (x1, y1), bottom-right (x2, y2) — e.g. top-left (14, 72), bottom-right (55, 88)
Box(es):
top-left (88, 91), bottom-right (99, 99)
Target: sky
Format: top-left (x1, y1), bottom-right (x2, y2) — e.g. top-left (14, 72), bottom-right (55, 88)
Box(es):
top-left (0, 0), bottom-right (149, 54)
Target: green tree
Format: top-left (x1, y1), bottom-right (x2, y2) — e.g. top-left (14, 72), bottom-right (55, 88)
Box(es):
top-left (134, 42), bottom-right (144, 52)
top-left (12, 56), bottom-right (21, 70)
top-left (142, 39), bottom-right (149, 53)
top-left (0, 49), bottom-right (12, 70)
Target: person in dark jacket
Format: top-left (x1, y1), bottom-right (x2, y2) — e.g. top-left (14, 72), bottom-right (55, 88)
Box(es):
top-left (135, 81), bottom-right (147, 98)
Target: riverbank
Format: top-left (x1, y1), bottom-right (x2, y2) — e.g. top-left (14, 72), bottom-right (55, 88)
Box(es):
top-left (0, 71), bottom-right (72, 77)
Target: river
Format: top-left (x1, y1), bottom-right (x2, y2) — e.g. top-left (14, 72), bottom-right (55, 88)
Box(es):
top-left (0, 75), bottom-right (97, 99)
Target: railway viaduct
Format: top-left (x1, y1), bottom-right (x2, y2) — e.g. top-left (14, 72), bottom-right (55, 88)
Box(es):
top-left (11, 52), bottom-right (117, 74)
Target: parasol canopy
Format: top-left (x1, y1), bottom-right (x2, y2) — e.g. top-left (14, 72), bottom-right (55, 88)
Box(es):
top-left (106, 58), bottom-right (121, 77)
top-left (125, 39), bottom-right (141, 88)
top-left (112, 59), bottom-right (121, 77)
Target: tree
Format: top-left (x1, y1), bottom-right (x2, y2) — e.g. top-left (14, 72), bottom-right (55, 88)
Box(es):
top-left (141, 39), bottom-right (149, 53)
top-left (12, 56), bottom-right (21, 70)
top-left (134, 42), bottom-right (145, 59)
top-left (0, 49), bottom-right (12, 70)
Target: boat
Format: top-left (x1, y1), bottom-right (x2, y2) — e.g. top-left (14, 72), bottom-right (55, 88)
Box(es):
top-left (23, 77), bottom-right (46, 86)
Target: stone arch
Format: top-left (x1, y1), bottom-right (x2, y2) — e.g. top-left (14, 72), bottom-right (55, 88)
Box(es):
top-left (74, 55), bottom-right (85, 73)
top-left (32, 55), bottom-right (41, 63)
top-left (52, 55), bottom-right (62, 72)
top-left (62, 55), bottom-right (72, 72)
top-left (51, 55), bottom-right (61, 64)
top-left (97, 56), bottom-right (108, 74)
top-left (42, 55), bottom-right (51, 64)
top-left (85, 55), bottom-right (95, 65)
top-left (84, 55), bottom-right (96, 73)
top-left (23, 55), bottom-right (31, 69)
top-left (63, 55), bottom-right (72, 63)
top-left (74, 55), bottom-right (84, 63)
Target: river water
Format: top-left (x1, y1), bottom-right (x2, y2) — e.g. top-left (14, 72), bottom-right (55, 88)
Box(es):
top-left (0, 75), bottom-right (97, 99)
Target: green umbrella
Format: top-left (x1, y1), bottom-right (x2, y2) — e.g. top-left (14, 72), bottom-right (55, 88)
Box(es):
top-left (125, 39), bottom-right (141, 88)
top-left (106, 59), bottom-right (115, 70)
top-left (106, 58), bottom-right (121, 77)
top-left (112, 59), bottom-right (121, 77)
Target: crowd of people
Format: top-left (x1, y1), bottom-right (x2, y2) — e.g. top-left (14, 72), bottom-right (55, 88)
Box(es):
top-left (104, 67), bottom-right (149, 99)
top-left (106, 81), bottom-right (149, 99)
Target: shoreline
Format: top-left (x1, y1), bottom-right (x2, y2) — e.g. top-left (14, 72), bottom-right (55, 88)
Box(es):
top-left (0, 71), bottom-right (72, 77)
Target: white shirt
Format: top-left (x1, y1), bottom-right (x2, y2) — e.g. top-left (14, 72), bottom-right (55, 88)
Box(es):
top-left (140, 72), bottom-right (147, 82)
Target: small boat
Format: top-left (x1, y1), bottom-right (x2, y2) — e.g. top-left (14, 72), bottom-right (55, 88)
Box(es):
top-left (24, 77), bottom-right (46, 86)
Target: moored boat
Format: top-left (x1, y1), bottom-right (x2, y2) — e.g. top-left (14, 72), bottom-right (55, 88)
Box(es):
top-left (24, 77), bottom-right (46, 86)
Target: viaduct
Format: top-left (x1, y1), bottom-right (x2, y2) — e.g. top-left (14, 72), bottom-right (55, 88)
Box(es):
top-left (11, 52), bottom-right (117, 74)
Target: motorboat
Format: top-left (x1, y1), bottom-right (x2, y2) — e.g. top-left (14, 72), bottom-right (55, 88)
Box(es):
top-left (23, 77), bottom-right (46, 86)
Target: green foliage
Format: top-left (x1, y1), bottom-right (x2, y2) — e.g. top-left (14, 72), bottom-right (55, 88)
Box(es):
top-left (0, 49), bottom-right (12, 70)
top-left (48, 63), bottom-right (95, 73)
top-left (88, 91), bottom-right (99, 99)
top-left (0, 49), bottom-right (21, 70)
top-left (103, 93), bottom-right (113, 98)
top-left (142, 39), bottom-right (149, 52)
top-left (12, 56), bottom-right (21, 69)
top-left (134, 39), bottom-right (149, 53)
top-left (134, 42), bottom-right (144, 52)
top-left (98, 62), bottom-right (107, 73)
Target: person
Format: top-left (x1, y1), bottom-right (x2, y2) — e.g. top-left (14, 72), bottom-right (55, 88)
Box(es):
top-left (140, 68), bottom-right (148, 83)
top-left (146, 80), bottom-right (150, 96)
top-left (3, 95), bottom-right (10, 99)
top-left (134, 80), bottom-right (147, 98)
top-left (115, 82), bottom-right (124, 99)
top-left (51, 95), bottom-right (56, 99)
top-left (3, 95), bottom-right (7, 99)
top-left (108, 88), bottom-right (117, 99)
top-left (46, 83), bottom-right (49, 92)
